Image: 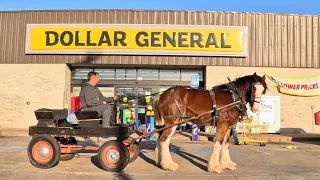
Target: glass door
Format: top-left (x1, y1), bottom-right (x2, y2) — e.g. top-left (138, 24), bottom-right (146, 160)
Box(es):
top-left (115, 86), bottom-right (137, 125)
top-left (114, 85), bottom-right (172, 125)
top-left (137, 86), bottom-right (159, 124)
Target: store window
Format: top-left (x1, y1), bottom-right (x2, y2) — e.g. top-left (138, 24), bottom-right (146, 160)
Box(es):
top-left (181, 69), bottom-right (204, 81)
top-left (72, 68), bottom-right (93, 79)
top-left (159, 69), bottom-right (180, 81)
top-left (115, 68), bottom-right (137, 80)
top-left (94, 68), bottom-right (115, 80)
top-left (137, 69), bottom-right (159, 80)
top-left (72, 67), bottom-right (204, 83)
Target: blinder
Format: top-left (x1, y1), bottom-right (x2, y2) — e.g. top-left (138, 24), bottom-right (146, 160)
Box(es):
top-left (248, 82), bottom-right (262, 104)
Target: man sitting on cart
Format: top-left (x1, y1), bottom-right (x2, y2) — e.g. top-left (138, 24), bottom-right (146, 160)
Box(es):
top-left (79, 71), bottom-right (120, 127)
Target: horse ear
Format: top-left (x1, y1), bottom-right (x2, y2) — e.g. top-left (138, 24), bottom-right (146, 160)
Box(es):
top-left (262, 75), bottom-right (266, 80)
top-left (253, 72), bottom-right (257, 76)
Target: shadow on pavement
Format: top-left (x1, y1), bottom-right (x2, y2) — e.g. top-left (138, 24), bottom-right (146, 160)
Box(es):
top-left (171, 144), bottom-right (208, 171)
top-left (138, 141), bottom-right (208, 171)
top-left (91, 155), bottom-right (133, 180)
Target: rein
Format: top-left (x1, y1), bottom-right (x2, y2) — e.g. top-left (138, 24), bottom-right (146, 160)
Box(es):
top-left (118, 91), bottom-right (163, 101)
top-left (120, 86), bottom-right (211, 101)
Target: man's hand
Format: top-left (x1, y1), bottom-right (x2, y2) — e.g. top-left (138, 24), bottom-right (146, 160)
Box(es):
top-left (113, 95), bottom-right (120, 101)
top-left (103, 101), bottom-right (107, 104)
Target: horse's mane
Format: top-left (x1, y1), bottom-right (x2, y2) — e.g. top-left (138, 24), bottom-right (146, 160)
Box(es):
top-left (210, 74), bottom-right (267, 92)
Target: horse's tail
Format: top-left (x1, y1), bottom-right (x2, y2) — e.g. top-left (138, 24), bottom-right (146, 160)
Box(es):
top-left (152, 94), bottom-right (164, 128)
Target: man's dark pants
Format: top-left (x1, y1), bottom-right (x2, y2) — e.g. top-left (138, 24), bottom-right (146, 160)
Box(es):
top-left (92, 104), bottom-right (117, 127)
top-left (230, 126), bottom-right (239, 144)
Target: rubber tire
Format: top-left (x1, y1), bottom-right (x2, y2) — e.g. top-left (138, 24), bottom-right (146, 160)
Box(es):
top-left (128, 143), bottom-right (140, 163)
top-left (98, 140), bottom-right (130, 172)
top-left (59, 137), bottom-right (77, 161)
top-left (27, 134), bottom-right (61, 169)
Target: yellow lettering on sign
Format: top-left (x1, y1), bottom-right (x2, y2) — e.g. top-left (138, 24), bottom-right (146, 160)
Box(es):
top-left (26, 24), bottom-right (248, 56)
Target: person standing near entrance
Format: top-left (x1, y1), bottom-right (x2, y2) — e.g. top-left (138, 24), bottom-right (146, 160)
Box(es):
top-left (79, 71), bottom-right (120, 127)
top-left (230, 124), bottom-right (240, 145)
top-left (230, 103), bottom-right (255, 145)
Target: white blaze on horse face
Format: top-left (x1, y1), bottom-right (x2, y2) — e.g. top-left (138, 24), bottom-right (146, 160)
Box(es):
top-left (252, 84), bottom-right (264, 113)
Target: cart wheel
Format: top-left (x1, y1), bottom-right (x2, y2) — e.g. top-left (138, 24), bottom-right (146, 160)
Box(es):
top-left (27, 134), bottom-right (61, 169)
top-left (98, 140), bottom-right (130, 172)
top-left (122, 140), bottom-right (140, 163)
top-left (129, 143), bottom-right (140, 163)
top-left (59, 137), bottom-right (77, 161)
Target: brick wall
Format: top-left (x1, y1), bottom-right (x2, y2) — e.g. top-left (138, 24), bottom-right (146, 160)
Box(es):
top-left (206, 66), bottom-right (320, 133)
top-left (0, 64), bottom-right (70, 129)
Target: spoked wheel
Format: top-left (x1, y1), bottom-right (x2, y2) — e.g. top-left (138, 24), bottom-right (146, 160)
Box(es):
top-left (56, 137), bottom-right (77, 161)
top-left (122, 139), bottom-right (140, 163)
top-left (98, 140), bottom-right (130, 172)
top-left (27, 134), bottom-right (61, 169)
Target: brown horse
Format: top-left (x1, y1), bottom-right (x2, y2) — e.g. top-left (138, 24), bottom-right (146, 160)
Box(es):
top-left (152, 72), bottom-right (268, 173)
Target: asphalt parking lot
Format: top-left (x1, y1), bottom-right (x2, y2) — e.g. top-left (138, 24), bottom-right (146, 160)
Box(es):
top-left (1, 135), bottom-right (320, 180)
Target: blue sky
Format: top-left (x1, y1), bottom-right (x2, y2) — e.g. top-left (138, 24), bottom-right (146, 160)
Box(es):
top-left (1, 0), bottom-right (320, 16)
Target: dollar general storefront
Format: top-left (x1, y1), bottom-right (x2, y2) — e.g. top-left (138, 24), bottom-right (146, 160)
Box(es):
top-left (1, 9), bottom-right (320, 134)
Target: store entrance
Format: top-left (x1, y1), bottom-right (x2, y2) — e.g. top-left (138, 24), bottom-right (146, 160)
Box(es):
top-left (71, 66), bottom-right (205, 125)
top-left (115, 85), bottom-right (171, 125)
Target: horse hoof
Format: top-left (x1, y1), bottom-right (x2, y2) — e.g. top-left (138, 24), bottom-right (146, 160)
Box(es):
top-left (222, 162), bottom-right (237, 170)
top-left (208, 164), bottom-right (224, 173)
top-left (161, 162), bottom-right (179, 171)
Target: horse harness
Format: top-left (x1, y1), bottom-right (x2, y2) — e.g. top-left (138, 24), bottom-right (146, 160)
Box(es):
top-left (164, 80), bottom-right (254, 127)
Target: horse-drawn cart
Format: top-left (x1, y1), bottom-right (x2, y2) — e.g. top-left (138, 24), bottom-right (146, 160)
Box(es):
top-left (27, 73), bottom-right (268, 174)
top-left (27, 100), bottom-right (240, 172)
